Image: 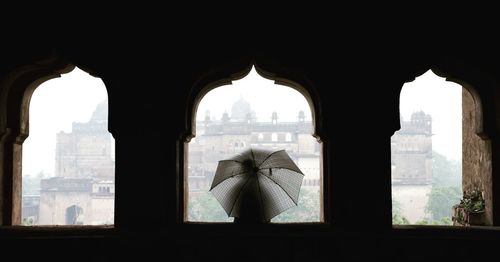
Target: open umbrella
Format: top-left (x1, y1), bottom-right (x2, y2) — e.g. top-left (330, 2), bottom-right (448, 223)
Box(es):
top-left (209, 148), bottom-right (305, 222)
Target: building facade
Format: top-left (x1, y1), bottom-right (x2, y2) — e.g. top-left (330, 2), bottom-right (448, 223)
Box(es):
top-left (32, 100), bottom-right (115, 225)
top-left (188, 98), bottom-right (321, 194)
top-left (391, 111), bottom-right (433, 223)
top-left (391, 111), bottom-right (433, 185)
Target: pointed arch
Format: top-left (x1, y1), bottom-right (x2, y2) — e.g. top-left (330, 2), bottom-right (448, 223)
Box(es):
top-left (392, 62), bottom-right (495, 226)
top-left (0, 53), bottom-right (114, 225)
top-left (180, 59), bottom-right (325, 223)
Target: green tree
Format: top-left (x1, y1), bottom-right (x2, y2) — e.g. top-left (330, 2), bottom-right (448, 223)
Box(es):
top-left (392, 197), bottom-right (410, 225)
top-left (426, 186), bottom-right (461, 224)
top-left (189, 187), bottom-right (321, 223)
top-left (393, 214), bottom-right (410, 225)
top-left (392, 195), bottom-right (402, 215)
top-left (424, 151), bottom-right (462, 225)
top-left (432, 151), bottom-right (461, 188)
top-left (415, 219), bottom-right (429, 225)
top-left (188, 192), bottom-right (232, 222)
top-left (414, 217), bottom-right (452, 225)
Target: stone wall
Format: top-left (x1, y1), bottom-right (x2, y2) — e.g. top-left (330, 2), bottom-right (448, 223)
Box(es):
top-left (39, 191), bottom-right (92, 225)
top-left (462, 88), bottom-right (493, 225)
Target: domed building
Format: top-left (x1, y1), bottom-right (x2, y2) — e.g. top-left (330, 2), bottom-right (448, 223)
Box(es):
top-left (188, 98), bottom-right (321, 197)
top-left (35, 100), bottom-right (115, 225)
top-left (230, 97), bottom-right (255, 122)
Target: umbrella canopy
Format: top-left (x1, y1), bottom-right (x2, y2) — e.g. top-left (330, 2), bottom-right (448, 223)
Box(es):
top-left (209, 148), bottom-right (305, 222)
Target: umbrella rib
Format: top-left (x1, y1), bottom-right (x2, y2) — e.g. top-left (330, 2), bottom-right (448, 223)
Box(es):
top-left (256, 171), bottom-right (266, 221)
top-left (260, 166), bottom-right (305, 176)
top-left (261, 171), bottom-right (299, 205)
top-left (256, 150), bottom-right (286, 168)
top-left (209, 171), bottom-right (248, 190)
top-left (227, 174), bottom-right (252, 217)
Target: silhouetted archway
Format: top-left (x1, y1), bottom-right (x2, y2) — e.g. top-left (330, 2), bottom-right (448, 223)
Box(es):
top-left (66, 205), bottom-right (84, 225)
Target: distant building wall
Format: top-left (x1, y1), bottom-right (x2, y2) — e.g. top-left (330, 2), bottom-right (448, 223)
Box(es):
top-left (38, 178), bottom-right (114, 225)
top-left (391, 111), bottom-right (433, 222)
top-left (90, 181), bottom-right (115, 224)
top-left (391, 112), bottom-right (432, 185)
top-left (55, 101), bottom-right (114, 179)
top-left (56, 128), bottom-right (114, 179)
top-left (39, 190), bottom-right (92, 225)
top-left (190, 117), bottom-right (320, 191)
top-left (37, 100), bottom-right (115, 225)
top-left (297, 157), bottom-right (320, 186)
top-left (392, 185), bottom-right (431, 223)
top-left (90, 197), bottom-right (114, 225)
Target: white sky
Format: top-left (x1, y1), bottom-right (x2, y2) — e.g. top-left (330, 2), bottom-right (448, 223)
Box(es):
top-left (22, 67), bottom-right (108, 177)
top-left (197, 67), bottom-right (312, 122)
top-left (199, 67), bottom-right (462, 160)
top-left (22, 67), bottom-right (461, 175)
top-left (398, 69), bottom-right (462, 161)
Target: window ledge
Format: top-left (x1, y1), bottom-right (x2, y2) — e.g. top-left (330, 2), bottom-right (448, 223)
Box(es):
top-left (0, 225), bottom-right (116, 239)
top-left (393, 224), bottom-right (500, 239)
top-left (179, 222), bottom-right (331, 238)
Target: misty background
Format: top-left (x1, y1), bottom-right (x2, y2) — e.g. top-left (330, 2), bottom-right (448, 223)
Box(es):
top-left (23, 67), bottom-right (108, 178)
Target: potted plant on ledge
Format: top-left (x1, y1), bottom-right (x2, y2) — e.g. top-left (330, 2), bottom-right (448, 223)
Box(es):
top-left (452, 189), bottom-right (485, 226)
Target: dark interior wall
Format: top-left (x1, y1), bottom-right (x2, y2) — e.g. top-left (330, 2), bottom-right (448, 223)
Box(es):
top-left (1, 34), bottom-right (500, 261)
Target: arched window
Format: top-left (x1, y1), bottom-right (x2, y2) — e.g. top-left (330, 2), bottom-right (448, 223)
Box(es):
top-left (21, 67), bottom-right (114, 226)
top-left (392, 69), bottom-right (490, 226)
top-left (186, 66), bottom-right (322, 223)
top-left (271, 133), bottom-right (278, 142)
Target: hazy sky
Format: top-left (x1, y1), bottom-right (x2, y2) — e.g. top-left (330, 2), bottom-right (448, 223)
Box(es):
top-left (23, 67), bottom-right (108, 177)
top-left (197, 67), bottom-right (312, 122)
top-left (22, 67), bottom-right (461, 176)
top-left (200, 68), bottom-right (462, 160)
top-left (398, 69), bottom-right (462, 161)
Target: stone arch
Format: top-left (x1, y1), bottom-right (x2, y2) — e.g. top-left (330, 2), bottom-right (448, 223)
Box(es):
top-left (66, 204), bottom-right (84, 225)
top-left (180, 58), bottom-right (325, 222)
top-left (394, 63), bottom-right (496, 225)
top-left (0, 53), bottom-right (112, 225)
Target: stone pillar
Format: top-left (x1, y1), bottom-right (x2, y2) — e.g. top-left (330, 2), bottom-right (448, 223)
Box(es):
top-left (462, 88), bottom-right (492, 225)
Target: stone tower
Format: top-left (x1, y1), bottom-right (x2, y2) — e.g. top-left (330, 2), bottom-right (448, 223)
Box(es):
top-left (391, 111), bottom-right (432, 184)
top-left (55, 100), bottom-right (114, 180)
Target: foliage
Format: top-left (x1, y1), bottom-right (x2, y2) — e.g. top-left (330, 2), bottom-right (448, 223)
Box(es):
top-left (425, 186), bottom-right (462, 223)
top-left (423, 151), bottom-right (462, 225)
top-left (392, 196), bottom-right (410, 225)
top-left (455, 189), bottom-right (485, 213)
top-left (438, 217), bottom-right (452, 225)
top-left (392, 151), bottom-right (461, 225)
top-left (188, 187), bottom-right (321, 223)
top-left (414, 219), bottom-right (429, 225)
top-left (392, 214), bottom-right (409, 225)
top-left (414, 217), bottom-right (452, 226)
top-left (432, 151), bottom-right (461, 188)
top-left (392, 196), bottom-right (402, 215)
top-left (188, 191), bottom-right (233, 222)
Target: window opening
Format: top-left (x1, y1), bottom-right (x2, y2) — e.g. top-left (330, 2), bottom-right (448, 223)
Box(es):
top-left (187, 67), bottom-right (321, 222)
top-left (21, 67), bottom-right (114, 226)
